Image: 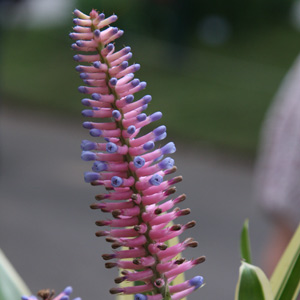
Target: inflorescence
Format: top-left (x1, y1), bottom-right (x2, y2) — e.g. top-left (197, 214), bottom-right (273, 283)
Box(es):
top-left (71, 8), bottom-right (205, 300)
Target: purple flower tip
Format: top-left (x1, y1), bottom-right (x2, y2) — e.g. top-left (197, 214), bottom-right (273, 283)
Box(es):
top-left (110, 78), bottom-right (117, 86)
top-left (94, 29), bottom-right (101, 37)
top-left (134, 294), bottom-right (147, 300)
top-left (99, 13), bottom-right (105, 20)
top-left (106, 142), bottom-right (118, 153)
top-left (143, 95), bottom-right (152, 104)
top-left (125, 95), bottom-right (134, 103)
top-left (73, 54), bottom-right (81, 61)
top-left (76, 40), bottom-right (84, 47)
top-left (137, 113), bottom-right (147, 122)
top-left (158, 157), bottom-right (174, 169)
top-left (161, 142), bottom-right (176, 155)
top-left (80, 73), bottom-right (88, 79)
top-left (90, 129), bottom-right (102, 137)
top-left (133, 156), bottom-right (145, 168)
top-left (60, 296), bottom-right (69, 300)
top-left (124, 46), bottom-right (131, 53)
top-left (78, 86), bottom-right (87, 94)
top-left (92, 161), bottom-right (108, 172)
top-left (107, 43), bottom-right (114, 51)
top-left (111, 176), bottom-right (123, 187)
top-left (149, 174), bottom-right (163, 186)
top-left (82, 121), bottom-right (93, 129)
top-left (91, 93), bottom-right (101, 100)
top-left (112, 110), bottom-right (121, 119)
top-left (93, 61), bottom-right (101, 68)
top-left (127, 125), bottom-right (136, 134)
top-left (84, 172), bottom-right (100, 183)
top-left (150, 111), bottom-right (162, 122)
top-left (75, 66), bottom-right (82, 72)
top-left (121, 61), bottom-right (129, 69)
top-left (139, 81), bottom-right (147, 89)
top-left (155, 132), bottom-right (167, 141)
top-left (134, 64), bottom-right (141, 71)
top-left (112, 27), bottom-right (119, 34)
top-left (131, 79), bottom-right (140, 87)
top-left (82, 109), bottom-right (93, 117)
top-left (81, 151), bottom-right (96, 161)
top-left (189, 276), bottom-right (204, 289)
top-left (154, 155), bottom-right (163, 162)
top-left (69, 33), bottom-right (75, 39)
top-left (143, 141), bottom-right (154, 151)
top-left (142, 104), bottom-right (148, 111)
top-left (21, 297), bottom-right (30, 300)
top-left (81, 139), bottom-right (96, 150)
top-left (153, 125), bottom-right (166, 136)
top-left (81, 99), bottom-right (91, 106)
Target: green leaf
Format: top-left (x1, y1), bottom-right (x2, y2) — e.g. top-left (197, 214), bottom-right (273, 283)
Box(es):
top-left (270, 224), bottom-right (300, 300)
top-left (0, 248), bottom-right (31, 300)
top-left (235, 262), bottom-right (273, 300)
top-left (240, 219), bottom-right (252, 264)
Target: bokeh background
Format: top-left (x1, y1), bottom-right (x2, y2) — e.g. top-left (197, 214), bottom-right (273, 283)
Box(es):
top-left (0, 0), bottom-right (300, 299)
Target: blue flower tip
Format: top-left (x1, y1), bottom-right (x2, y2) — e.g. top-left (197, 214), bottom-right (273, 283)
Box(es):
top-left (107, 43), bottom-right (114, 51)
top-left (21, 296), bottom-right (30, 300)
top-left (143, 141), bottom-right (154, 151)
top-left (110, 78), bottom-right (117, 86)
top-left (153, 125), bottom-right (166, 136)
top-left (137, 113), bottom-right (147, 122)
top-left (127, 125), bottom-right (136, 135)
top-left (81, 139), bottom-right (96, 150)
top-left (81, 99), bottom-right (91, 106)
top-left (133, 156), bottom-right (145, 168)
top-left (84, 172), bottom-right (100, 183)
top-left (64, 286), bottom-right (73, 296)
top-left (155, 132), bottom-right (167, 142)
top-left (131, 79), bottom-right (140, 87)
top-left (111, 176), bottom-right (123, 187)
top-left (73, 54), bottom-right (81, 61)
top-left (106, 142), bottom-right (118, 153)
top-left (79, 73), bottom-right (88, 79)
top-left (134, 294), bottom-right (147, 300)
top-left (112, 110), bottom-right (121, 119)
top-left (82, 121), bottom-right (93, 129)
top-left (161, 142), bottom-right (176, 155)
top-left (78, 86), bottom-right (87, 93)
top-left (94, 29), bottom-right (100, 37)
top-left (60, 296), bottom-right (69, 300)
top-left (81, 151), bottom-right (96, 161)
top-left (134, 64), bottom-right (141, 71)
top-left (158, 157), bottom-right (174, 169)
top-left (81, 109), bottom-right (93, 117)
top-left (125, 95), bottom-right (134, 103)
top-left (149, 174), bottom-right (163, 186)
top-left (189, 276), bottom-right (204, 289)
top-left (93, 61), bottom-right (101, 68)
top-left (92, 161), bottom-right (107, 172)
top-left (90, 129), bottom-right (102, 137)
top-left (91, 93), bottom-right (101, 100)
top-left (150, 111), bottom-right (162, 122)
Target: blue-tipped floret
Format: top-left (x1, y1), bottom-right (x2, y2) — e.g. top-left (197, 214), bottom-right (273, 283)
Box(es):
top-left (149, 174), bottom-right (163, 186)
top-left (106, 43), bottom-right (114, 52)
top-left (189, 276), bottom-right (204, 289)
top-left (134, 63), bottom-right (141, 71)
top-left (84, 172), bottom-right (100, 183)
top-left (143, 141), bottom-right (154, 151)
top-left (112, 110), bottom-right (121, 119)
top-left (121, 61), bottom-right (129, 69)
top-left (81, 140), bottom-right (96, 150)
top-left (111, 176), bottom-right (123, 187)
top-left (143, 95), bottom-right (152, 104)
top-left (133, 156), bottom-right (145, 168)
top-left (153, 125), bottom-right (166, 137)
top-left (93, 61), bottom-right (101, 68)
top-left (81, 99), bottom-right (91, 106)
top-left (131, 79), bottom-right (140, 87)
top-left (64, 286), bottom-right (73, 295)
top-left (75, 65), bottom-right (83, 72)
top-left (158, 157), bottom-right (174, 169)
top-left (106, 142), bottom-right (118, 153)
top-left (150, 111), bottom-right (162, 122)
top-left (80, 73), bottom-right (89, 79)
top-left (127, 125), bottom-right (136, 135)
top-left (73, 54), bottom-right (82, 61)
top-left (78, 86), bottom-right (88, 94)
top-left (155, 132), bottom-right (167, 142)
top-left (91, 93), bottom-right (101, 100)
top-left (94, 29), bottom-right (101, 37)
top-left (82, 109), bottom-right (93, 117)
top-left (82, 121), bottom-right (93, 129)
top-left (92, 161), bottom-right (108, 172)
top-left (110, 77), bottom-right (117, 86)
top-left (90, 129), bottom-right (102, 137)
top-left (125, 95), bottom-right (134, 103)
top-left (134, 294), bottom-right (147, 300)
top-left (161, 142), bottom-right (176, 155)
top-left (76, 40), bottom-right (84, 47)
top-left (137, 113), bottom-right (147, 122)
top-left (60, 295), bottom-right (69, 300)
top-left (123, 46), bottom-right (131, 53)
top-left (81, 151), bottom-right (96, 161)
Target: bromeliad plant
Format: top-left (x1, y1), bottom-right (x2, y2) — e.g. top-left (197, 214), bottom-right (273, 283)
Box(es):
top-left (1, 6), bottom-right (300, 300)
top-left (70, 8), bottom-right (205, 300)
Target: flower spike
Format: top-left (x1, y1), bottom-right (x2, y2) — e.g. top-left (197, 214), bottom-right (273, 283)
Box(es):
top-left (71, 8), bottom-right (205, 300)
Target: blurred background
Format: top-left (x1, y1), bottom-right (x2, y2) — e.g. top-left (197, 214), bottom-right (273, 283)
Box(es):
top-left (0, 0), bottom-right (300, 299)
